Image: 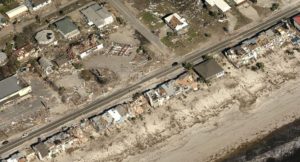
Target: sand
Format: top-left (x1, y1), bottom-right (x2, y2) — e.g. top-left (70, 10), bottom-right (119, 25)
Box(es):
top-left (124, 78), bottom-right (300, 162)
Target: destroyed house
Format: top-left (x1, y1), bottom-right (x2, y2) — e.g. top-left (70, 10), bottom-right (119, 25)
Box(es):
top-left (44, 131), bottom-right (74, 155)
top-left (175, 73), bottom-right (198, 91)
top-left (13, 44), bottom-right (37, 61)
top-left (38, 57), bottom-right (54, 75)
top-left (1, 151), bottom-right (24, 162)
top-left (225, 42), bottom-right (258, 68)
top-left (145, 89), bottom-right (163, 107)
top-left (144, 80), bottom-right (181, 107)
top-left (53, 54), bottom-right (69, 67)
top-left (27, 0), bottom-right (52, 11)
top-left (114, 105), bottom-right (129, 122)
top-left (293, 14), bottom-right (300, 31)
top-left (90, 115), bottom-right (106, 132)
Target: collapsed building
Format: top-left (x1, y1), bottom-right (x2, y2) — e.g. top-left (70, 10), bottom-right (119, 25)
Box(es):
top-left (145, 73), bottom-right (198, 107)
top-left (67, 34), bottom-right (103, 59)
top-left (225, 23), bottom-right (296, 68)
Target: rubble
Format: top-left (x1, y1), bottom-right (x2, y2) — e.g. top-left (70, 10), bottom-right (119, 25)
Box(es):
top-left (224, 22), bottom-right (296, 68)
top-left (144, 72), bottom-right (198, 107)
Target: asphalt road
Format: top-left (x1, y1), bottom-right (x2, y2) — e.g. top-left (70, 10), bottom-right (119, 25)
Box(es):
top-left (1, 3), bottom-right (300, 158)
top-left (108, 0), bottom-right (170, 55)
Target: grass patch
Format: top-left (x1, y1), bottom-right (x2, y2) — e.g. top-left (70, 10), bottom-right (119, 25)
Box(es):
top-left (187, 27), bottom-right (200, 42)
top-left (0, 0), bottom-right (19, 14)
top-left (161, 36), bottom-right (173, 47)
top-left (140, 11), bottom-right (164, 30)
top-left (141, 11), bottom-right (157, 24)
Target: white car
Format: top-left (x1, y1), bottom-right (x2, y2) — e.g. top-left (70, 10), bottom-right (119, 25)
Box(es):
top-left (22, 132), bottom-right (29, 138)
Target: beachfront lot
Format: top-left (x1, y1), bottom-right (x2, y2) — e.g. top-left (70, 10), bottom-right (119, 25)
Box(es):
top-left (39, 38), bottom-right (300, 162)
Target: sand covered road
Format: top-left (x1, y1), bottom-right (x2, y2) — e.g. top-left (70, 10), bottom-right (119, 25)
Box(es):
top-left (124, 78), bottom-right (300, 162)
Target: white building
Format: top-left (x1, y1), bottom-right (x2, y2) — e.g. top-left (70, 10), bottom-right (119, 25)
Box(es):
top-left (5, 5), bottom-right (29, 19)
top-left (205, 0), bottom-right (231, 13)
top-left (234, 0), bottom-right (247, 5)
top-left (0, 75), bottom-right (32, 104)
top-left (27, 0), bottom-right (52, 11)
top-left (78, 44), bottom-right (103, 59)
top-left (164, 13), bottom-right (188, 32)
top-left (81, 4), bottom-right (114, 29)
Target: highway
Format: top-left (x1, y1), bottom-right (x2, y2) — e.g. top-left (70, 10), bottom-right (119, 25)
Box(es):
top-left (1, 2), bottom-right (300, 158)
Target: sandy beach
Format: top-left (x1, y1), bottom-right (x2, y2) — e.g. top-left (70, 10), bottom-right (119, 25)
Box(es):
top-left (42, 37), bottom-right (300, 162)
top-left (124, 77), bottom-right (300, 162)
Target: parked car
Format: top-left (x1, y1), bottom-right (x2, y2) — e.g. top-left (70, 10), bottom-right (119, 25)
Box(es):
top-left (2, 140), bottom-right (9, 145)
top-left (22, 132), bottom-right (29, 138)
top-left (172, 62), bottom-right (179, 67)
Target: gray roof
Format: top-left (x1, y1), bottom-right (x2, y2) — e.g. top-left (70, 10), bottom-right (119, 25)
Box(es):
top-left (53, 54), bottom-right (69, 67)
top-left (193, 59), bottom-right (224, 80)
top-left (54, 18), bottom-right (78, 35)
top-left (38, 57), bottom-right (53, 69)
top-left (115, 105), bottom-right (128, 117)
top-left (34, 143), bottom-right (49, 158)
top-left (81, 4), bottom-right (112, 27)
top-left (0, 14), bottom-right (6, 25)
top-left (0, 76), bottom-right (25, 100)
top-left (161, 81), bottom-right (176, 97)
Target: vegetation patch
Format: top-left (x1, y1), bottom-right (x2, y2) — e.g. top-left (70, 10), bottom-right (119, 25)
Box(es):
top-left (0, 0), bottom-right (19, 14)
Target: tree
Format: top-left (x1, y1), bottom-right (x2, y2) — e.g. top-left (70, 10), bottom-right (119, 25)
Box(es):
top-left (256, 62), bottom-right (264, 69)
top-left (35, 15), bottom-right (41, 23)
top-left (223, 27), bottom-right (229, 33)
top-left (59, 10), bottom-right (64, 15)
top-left (72, 63), bottom-right (83, 69)
top-left (270, 3), bottom-right (279, 11)
top-left (202, 55), bottom-right (212, 60)
top-left (204, 33), bottom-right (211, 37)
top-left (58, 87), bottom-right (66, 95)
top-left (182, 62), bottom-right (194, 71)
top-left (208, 11), bottom-right (217, 17)
top-left (250, 0), bottom-right (257, 4)
top-left (80, 70), bottom-right (93, 81)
